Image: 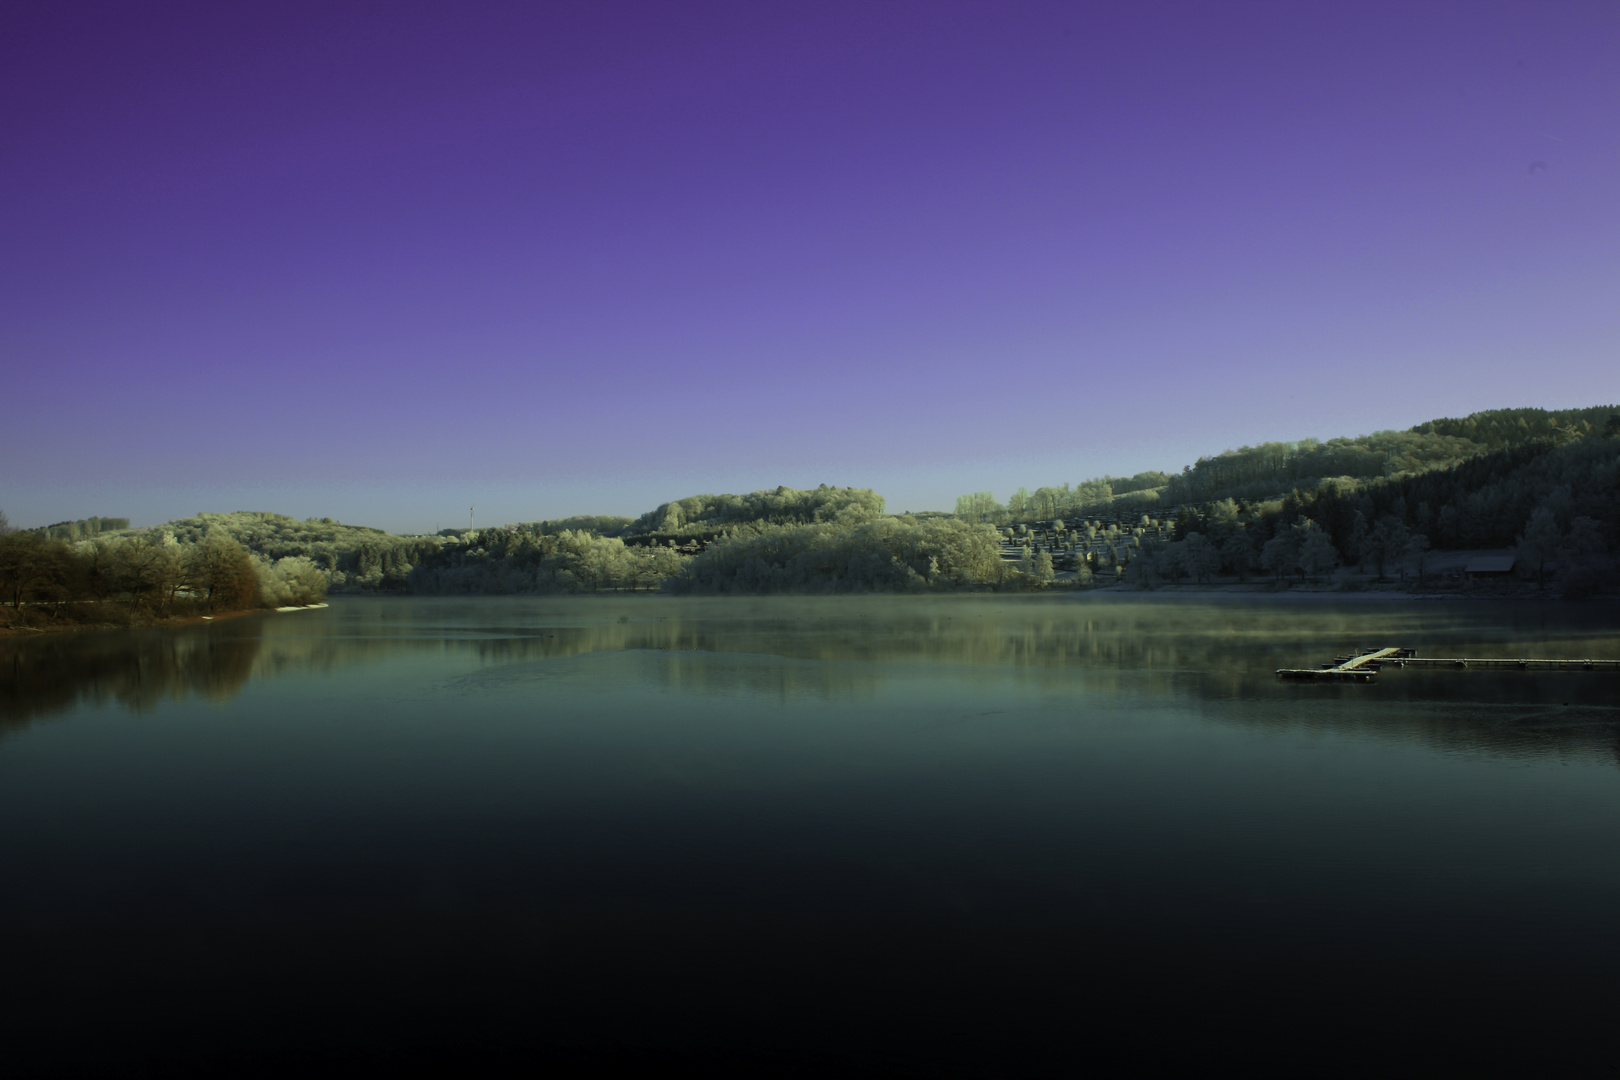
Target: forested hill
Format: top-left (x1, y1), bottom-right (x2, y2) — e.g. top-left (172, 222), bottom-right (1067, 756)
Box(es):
top-left (410, 486), bottom-right (893, 594)
top-left (1282, 428), bottom-right (1620, 554)
top-left (1158, 406), bottom-right (1619, 507)
top-left (29, 517), bottom-right (130, 541)
top-left (3, 489), bottom-right (897, 602)
top-left (625, 485), bottom-right (886, 540)
top-left (956, 406), bottom-right (1620, 527)
top-left (1412, 407), bottom-right (1620, 449)
top-left (7, 408), bottom-right (1617, 602)
top-left (159, 512), bottom-right (443, 592)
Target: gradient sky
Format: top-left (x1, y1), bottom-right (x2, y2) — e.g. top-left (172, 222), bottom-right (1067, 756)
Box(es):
top-left (4, 1), bottom-right (1617, 533)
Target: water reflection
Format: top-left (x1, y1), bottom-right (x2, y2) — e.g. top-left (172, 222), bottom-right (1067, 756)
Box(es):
top-left (1, 620), bottom-right (264, 738)
top-left (1219, 678), bottom-right (1620, 767)
top-left (5, 596), bottom-right (1618, 764)
top-left (4, 598), bottom-right (1619, 1076)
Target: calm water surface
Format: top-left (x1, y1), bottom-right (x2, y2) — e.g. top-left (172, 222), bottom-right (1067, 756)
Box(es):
top-left (3, 596), bottom-right (1619, 1076)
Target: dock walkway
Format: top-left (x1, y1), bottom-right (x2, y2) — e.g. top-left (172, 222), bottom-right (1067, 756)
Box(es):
top-left (1277, 648), bottom-right (1619, 681)
top-left (1277, 647), bottom-right (1408, 682)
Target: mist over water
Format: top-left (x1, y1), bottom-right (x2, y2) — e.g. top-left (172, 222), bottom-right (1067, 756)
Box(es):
top-left (3, 596), bottom-right (1619, 1076)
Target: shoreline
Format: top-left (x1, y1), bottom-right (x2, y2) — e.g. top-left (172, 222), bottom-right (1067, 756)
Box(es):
top-left (0, 602), bottom-right (328, 641)
top-left (1076, 583), bottom-right (1577, 601)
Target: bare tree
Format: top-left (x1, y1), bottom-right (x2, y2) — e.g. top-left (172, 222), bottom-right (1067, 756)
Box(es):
top-left (1367, 515), bottom-right (1408, 581)
top-left (0, 532), bottom-right (46, 608)
top-left (192, 534), bottom-right (259, 610)
top-left (1516, 508), bottom-right (1560, 589)
top-left (1403, 533), bottom-right (1431, 583)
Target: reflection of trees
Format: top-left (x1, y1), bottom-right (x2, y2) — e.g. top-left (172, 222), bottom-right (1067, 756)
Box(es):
top-left (1210, 672), bottom-right (1620, 765)
top-left (372, 598), bottom-right (1620, 765)
top-left (455, 640), bottom-right (889, 702)
top-left (1, 621), bottom-right (265, 739)
top-left (7, 596), bottom-right (1618, 765)
top-left (424, 596), bottom-right (1617, 676)
top-left (431, 597), bottom-right (1620, 764)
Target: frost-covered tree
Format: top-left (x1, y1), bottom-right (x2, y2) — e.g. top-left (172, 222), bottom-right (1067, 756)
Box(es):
top-left (953, 492), bottom-right (1004, 524)
top-left (1260, 534), bottom-right (1299, 582)
top-left (254, 555), bottom-right (327, 606)
top-left (668, 517), bottom-right (1004, 594)
top-left (1007, 487), bottom-right (1030, 521)
top-left (1297, 525), bottom-right (1340, 582)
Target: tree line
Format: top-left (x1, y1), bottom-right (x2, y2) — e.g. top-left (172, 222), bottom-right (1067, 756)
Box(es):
top-left (1107, 426), bottom-right (1617, 596)
top-left (955, 473), bottom-right (1170, 524)
top-left (32, 516), bottom-right (130, 540)
top-left (956, 405), bottom-right (1617, 596)
top-left (628, 484), bottom-right (888, 540)
top-left (667, 516), bottom-right (1011, 594)
top-left (963, 406), bottom-right (1619, 527)
top-left (0, 525), bottom-right (326, 628)
top-left (6, 406), bottom-right (1616, 604)
top-left (409, 528), bottom-right (686, 594)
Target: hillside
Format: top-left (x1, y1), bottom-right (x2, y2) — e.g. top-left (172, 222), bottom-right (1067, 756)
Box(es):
top-left (7, 406), bottom-right (1616, 600)
top-left (971, 405), bottom-right (1620, 525)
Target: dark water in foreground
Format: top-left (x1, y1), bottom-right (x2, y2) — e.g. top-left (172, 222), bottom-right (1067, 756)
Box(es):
top-left (3, 596), bottom-right (1619, 1077)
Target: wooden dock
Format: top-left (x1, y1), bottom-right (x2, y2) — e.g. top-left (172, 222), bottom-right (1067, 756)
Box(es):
top-left (1387, 656), bottom-right (1620, 671)
top-left (1276, 647), bottom-right (1409, 681)
top-left (1277, 648), bottom-right (1619, 681)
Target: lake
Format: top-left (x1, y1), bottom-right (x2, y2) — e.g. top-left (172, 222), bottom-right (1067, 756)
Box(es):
top-left (3, 595), bottom-right (1618, 1077)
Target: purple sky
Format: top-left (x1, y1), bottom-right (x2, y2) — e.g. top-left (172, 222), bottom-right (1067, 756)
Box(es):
top-left (5, 1), bottom-right (1617, 533)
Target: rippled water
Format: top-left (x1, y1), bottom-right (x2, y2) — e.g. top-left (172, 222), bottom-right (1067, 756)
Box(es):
top-left (3, 596), bottom-right (1618, 1076)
